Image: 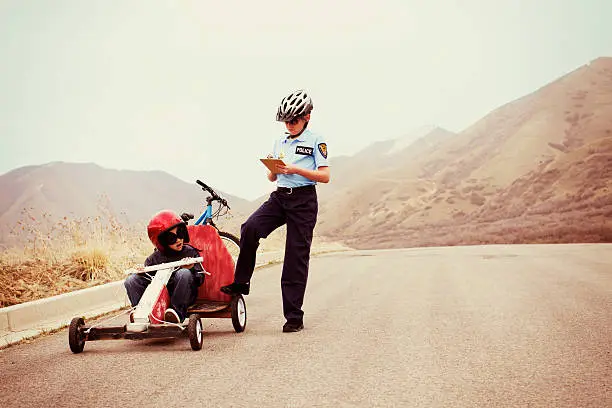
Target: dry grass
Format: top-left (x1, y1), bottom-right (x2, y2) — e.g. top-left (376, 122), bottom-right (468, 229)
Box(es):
top-left (0, 203), bottom-right (347, 307)
top-left (0, 204), bottom-right (151, 307)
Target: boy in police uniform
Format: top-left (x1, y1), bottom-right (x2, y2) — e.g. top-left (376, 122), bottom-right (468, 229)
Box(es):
top-left (221, 89), bottom-right (330, 333)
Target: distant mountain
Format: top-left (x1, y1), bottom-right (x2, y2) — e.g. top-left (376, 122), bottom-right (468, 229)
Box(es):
top-left (317, 57), bottom-right (612, 248)
top-left (315, 126), bottom-right (456, 231)
top-left (318, 126), bottom-right (455, 197)
top-left (0, 162), bottom-right (251, 247)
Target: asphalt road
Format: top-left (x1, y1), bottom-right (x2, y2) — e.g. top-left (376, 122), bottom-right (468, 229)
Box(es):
top-left (1, 244), bottom-right (610, 408)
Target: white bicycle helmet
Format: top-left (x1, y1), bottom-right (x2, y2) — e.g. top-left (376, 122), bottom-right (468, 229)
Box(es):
top-left (276, 90), bottom-right (313, 122)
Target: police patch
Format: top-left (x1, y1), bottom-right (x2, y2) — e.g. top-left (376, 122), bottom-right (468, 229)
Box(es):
top-left (295, 146), bottom-right (314, 155)
top-left (318, 143), bottom-right (327, 159)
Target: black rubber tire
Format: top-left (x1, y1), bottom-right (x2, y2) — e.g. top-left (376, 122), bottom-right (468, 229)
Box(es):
top-left (68, 317), bottom-right (85, 354)
top-left (230, 294), bottom-right (247, 333)
top-left (187, 314), bottom-right (203, 351)
top-left (218, 231), bottom-right (239, 246)
top-left (218, 231), bottom-right (240, 264)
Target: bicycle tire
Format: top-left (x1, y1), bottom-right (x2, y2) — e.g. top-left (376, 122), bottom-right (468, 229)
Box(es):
top-left (219, 231), bottom-right (240, 264)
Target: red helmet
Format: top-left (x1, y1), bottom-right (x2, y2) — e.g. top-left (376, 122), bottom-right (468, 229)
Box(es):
top-left (147, 210), bottom-right (189, 251)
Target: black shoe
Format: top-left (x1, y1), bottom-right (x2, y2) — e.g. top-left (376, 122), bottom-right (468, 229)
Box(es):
top-left (282, 320), bottom-right (304, 333)
top-left (164, 308), bottom-right (181, 324)
top-left (220, 282), bottom-right (250, 295)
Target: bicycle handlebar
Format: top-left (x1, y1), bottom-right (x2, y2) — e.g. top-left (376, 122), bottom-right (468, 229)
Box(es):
top-left (196, 180), bottom-right (230, 209)
top-left (196, 179), bottom-right (214, 194)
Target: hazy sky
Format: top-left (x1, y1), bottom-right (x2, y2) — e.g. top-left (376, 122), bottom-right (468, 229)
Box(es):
top-left (1, 0), bottom-right (610, 199)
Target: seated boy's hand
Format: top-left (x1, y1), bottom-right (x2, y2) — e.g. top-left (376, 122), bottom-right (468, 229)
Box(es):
top-left (181, 258), bottom-right (195, 270)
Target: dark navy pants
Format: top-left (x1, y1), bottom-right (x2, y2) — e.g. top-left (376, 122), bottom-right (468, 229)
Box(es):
top-left (235, 185), bottom-right (318, 322)
top-left (124, 268), bottom-right (198, 321)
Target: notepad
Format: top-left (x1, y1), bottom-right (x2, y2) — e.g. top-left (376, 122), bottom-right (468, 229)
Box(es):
top-left (260, 158), bottom-right (286, 173)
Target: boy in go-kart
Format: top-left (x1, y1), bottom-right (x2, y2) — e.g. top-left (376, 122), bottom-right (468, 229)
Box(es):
top-left (124, 210), bottom-right (204, 323)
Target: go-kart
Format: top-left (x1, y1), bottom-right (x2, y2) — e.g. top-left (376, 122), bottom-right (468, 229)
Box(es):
top-left (68, 181), bottom-right (245, 352)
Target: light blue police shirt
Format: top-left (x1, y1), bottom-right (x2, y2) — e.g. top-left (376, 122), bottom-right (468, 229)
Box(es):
top-left (272, 129), bottom-right (329, 188)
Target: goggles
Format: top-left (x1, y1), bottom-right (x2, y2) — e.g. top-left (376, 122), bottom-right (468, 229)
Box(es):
top-left (158, 223), bottom-right (189, 247)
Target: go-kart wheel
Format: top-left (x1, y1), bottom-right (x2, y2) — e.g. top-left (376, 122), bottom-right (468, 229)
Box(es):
top-left (69, 317), bottom-right (86, 354)
top-left (230, 294), bottom-right (247, 333)
top-left (188, 314), bottom-right (203, 351)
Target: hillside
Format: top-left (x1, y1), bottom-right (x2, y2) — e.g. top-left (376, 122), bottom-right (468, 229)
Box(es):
top-left (318, 126), bottom-right (455, 195)
top-left (318, 57), bottom-right (612, 248)
top-left (0, 162), bottom-right (251, 247)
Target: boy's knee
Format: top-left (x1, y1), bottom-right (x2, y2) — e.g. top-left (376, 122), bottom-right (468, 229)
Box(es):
top-left (174, 268), bottom-right (194, 283)
top-left (240, 220), bottom-right (253, 234)
top-left (241, 219), bottom-right (261, 239)
top-left (124, 274), bottom-right (137, 289)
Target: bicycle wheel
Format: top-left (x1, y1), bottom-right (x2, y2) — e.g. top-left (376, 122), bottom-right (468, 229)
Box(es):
top-left (219, 231), bottom-right (240, 264)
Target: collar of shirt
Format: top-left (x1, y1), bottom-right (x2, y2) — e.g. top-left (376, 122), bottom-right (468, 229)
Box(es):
top-left (285, 132), bottom-right (306, 143)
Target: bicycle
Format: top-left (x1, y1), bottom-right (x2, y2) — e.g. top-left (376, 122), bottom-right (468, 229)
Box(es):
top-left (181, 180), bottom-right (240, 263)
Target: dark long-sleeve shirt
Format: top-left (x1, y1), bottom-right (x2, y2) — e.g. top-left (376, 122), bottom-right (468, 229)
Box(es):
top-left (144, 244), bottom-right (203, 274)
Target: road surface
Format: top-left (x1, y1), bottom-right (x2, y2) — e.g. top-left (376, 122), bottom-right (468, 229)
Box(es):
top-left (1, 244), bottom-right (610, 407)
